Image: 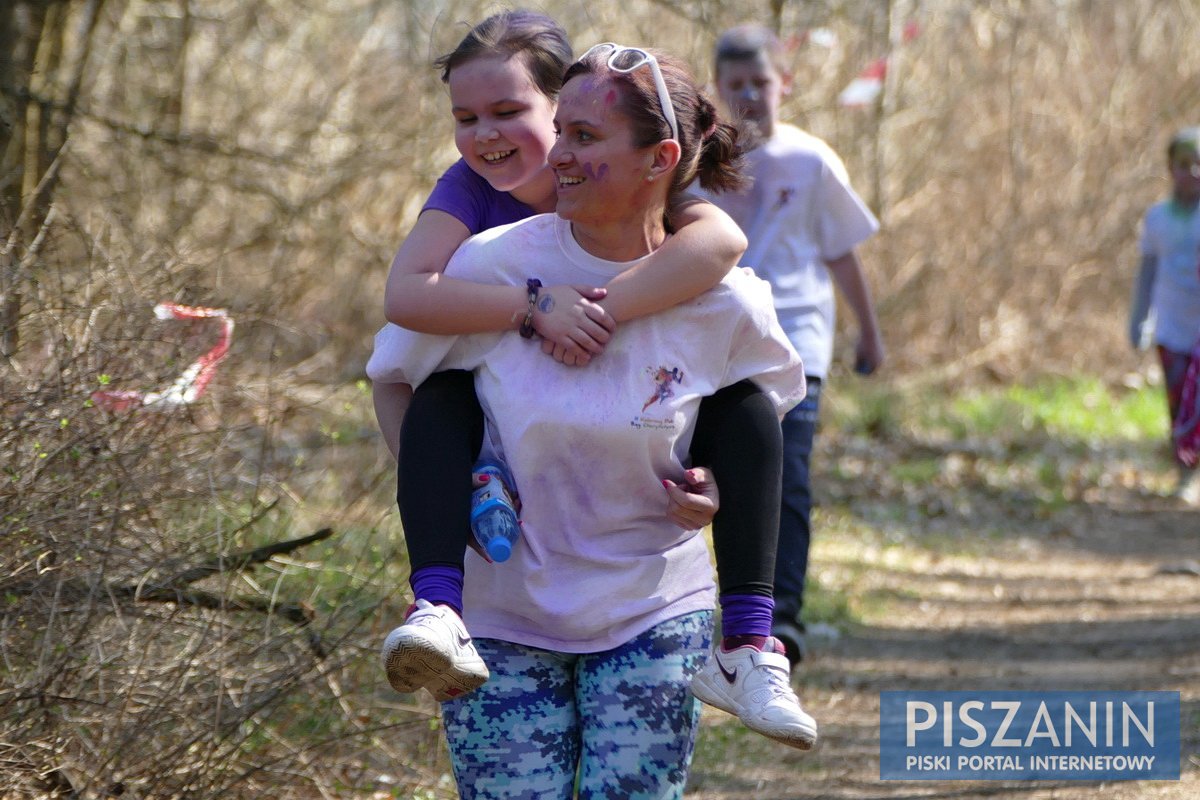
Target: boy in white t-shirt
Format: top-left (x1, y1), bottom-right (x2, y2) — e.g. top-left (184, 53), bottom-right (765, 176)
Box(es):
top-left (705, 24), bottom-right (885, 665)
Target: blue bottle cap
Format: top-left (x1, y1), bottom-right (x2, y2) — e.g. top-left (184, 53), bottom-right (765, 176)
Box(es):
top-left (486, 537), bottom-right (513, 562)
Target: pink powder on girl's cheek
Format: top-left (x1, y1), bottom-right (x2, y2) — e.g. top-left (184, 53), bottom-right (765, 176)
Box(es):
top-left (605, 89), bottom-right (617, 107)
top-left (582, 162), bottom-right (609, 181)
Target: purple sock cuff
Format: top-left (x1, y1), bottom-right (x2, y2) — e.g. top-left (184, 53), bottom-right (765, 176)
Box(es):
top-left (409, 565), bottom-right (465, 615)
top-left (719, 592), bottom-right (775, 638)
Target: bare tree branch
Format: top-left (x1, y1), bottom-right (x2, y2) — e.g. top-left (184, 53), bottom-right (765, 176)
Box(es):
top-left (157, 525), bottom-right (332, 588)
top-left (3, 527), bottom-right (334, 632)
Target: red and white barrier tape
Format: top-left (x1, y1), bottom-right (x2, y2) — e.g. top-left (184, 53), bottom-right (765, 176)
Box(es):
top-left (838, 21), bottom-right (922, 108)
top-left (91, 302), bottom-right (235, 412)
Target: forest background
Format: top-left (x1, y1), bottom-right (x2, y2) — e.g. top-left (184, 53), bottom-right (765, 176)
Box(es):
top-left (2, 0), bottom-right (1198, 797)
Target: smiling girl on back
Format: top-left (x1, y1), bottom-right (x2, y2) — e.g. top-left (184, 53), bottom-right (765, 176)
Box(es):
top-left (368, 11), bottom-right (813, 750)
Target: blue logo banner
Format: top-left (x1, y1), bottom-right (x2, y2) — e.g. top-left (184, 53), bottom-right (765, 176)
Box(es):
top-left (880, 691), bottom-right (1180, 780)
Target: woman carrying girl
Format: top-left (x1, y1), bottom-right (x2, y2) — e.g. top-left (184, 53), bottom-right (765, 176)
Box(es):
top-left (372, 39), bottom-right (810, 796)
top-left (368, 10), bottom-right (816, 751)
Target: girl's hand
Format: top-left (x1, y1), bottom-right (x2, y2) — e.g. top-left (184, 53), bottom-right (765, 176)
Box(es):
top-left (533, 285), bottom-right (616, 366)
top-left (541, 337), bottom-right (591, 366)
top-left (663, 467), bottom-right (720, 530)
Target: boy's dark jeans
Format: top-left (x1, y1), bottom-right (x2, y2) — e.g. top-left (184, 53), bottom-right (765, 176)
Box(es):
top-left (773, 377), bottom-right (821, 624)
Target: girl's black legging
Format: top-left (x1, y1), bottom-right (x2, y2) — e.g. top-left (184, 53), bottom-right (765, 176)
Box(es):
top-left (397, 369), bottom-right (782, 597)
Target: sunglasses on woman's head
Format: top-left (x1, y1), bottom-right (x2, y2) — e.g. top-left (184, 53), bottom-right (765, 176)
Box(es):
top-left (580, 43), bottom-right (679, 143)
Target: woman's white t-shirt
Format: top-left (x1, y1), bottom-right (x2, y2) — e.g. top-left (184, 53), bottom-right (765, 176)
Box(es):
top-left (368, 213), bottom-right (806, 652)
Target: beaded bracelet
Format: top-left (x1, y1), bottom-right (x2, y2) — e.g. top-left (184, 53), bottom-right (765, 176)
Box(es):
top-left (519, 278), bottom-right (543, 339)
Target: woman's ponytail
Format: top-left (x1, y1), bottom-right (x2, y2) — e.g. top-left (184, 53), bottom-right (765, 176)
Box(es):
top-left (694, 95), bottom-right (746, 194)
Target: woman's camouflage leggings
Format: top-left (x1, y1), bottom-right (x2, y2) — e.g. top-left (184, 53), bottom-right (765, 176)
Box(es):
top-left (441, 610), bottom-right (713, 799)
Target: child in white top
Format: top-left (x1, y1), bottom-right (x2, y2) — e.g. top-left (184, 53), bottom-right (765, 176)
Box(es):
top-left (703, 24), bottom-right (885, 663)
top-left (1129, 126), bottom-right (1200, 501)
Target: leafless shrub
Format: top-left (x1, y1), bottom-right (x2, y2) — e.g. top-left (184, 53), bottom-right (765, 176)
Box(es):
top-left (0, 238), bottom-right (436, 796)
top-left (2, 2), bottom-right (444, 796)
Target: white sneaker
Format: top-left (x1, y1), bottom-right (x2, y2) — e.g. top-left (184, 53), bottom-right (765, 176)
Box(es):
top-left (381, 599), bottom-right (489, 702)
top-left (1174, 468), bottom-right (1200, 506)
top-left (690, 637), bottom-right (818, 750)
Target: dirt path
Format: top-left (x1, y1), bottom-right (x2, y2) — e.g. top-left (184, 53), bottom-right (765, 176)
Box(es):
top-left (685, 447), bottom-right (1199, 799)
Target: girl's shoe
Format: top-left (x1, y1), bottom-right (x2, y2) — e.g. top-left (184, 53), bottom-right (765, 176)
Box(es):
top-left (690, 636), bottom-right (818, 750)
top-left (381, 599), bottom-right (489, 701)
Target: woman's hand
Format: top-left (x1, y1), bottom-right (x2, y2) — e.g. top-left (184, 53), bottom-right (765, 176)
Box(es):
top-left (663, 467), bottom-right (720, 530)
top-left (533, 285), bottom-right (616, 366)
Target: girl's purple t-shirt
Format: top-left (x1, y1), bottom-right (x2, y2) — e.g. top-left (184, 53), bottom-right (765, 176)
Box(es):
top-left (423, 159), bottom-right (536, 235)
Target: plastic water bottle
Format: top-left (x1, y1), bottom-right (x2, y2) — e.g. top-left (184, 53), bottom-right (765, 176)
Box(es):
top-left (470, 459), bottom-right (520, 562)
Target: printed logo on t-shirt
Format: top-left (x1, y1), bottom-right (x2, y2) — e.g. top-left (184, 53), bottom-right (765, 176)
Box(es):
top-left (629, 365), bottom-right (685, 431)
top-left (773, 187), bottom-right (796, 211)
top-left (641, 366), bottom-right (684, 411)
